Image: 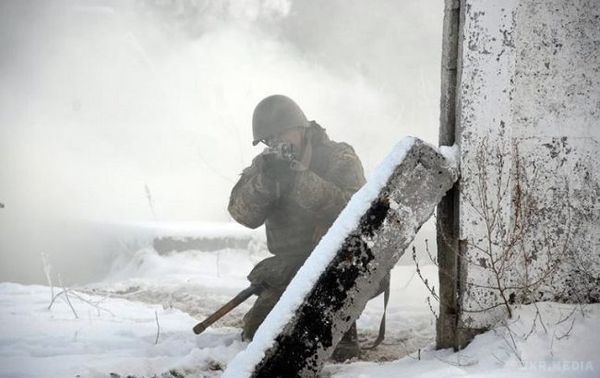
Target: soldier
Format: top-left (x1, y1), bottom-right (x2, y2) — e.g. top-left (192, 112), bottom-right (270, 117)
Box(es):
top-left (228, 94), bottom-right (367, 361)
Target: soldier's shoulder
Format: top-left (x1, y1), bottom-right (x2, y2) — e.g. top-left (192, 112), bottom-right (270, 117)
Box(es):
top-left (319, 139), bottom-right (365, 185)
top-left (315, 128), bottom-right (357, 153)
top-left (326, 140), bottom-right (360, 161)
top-left (310, 123), bottom-right (361, 165)
top-left (238, 154), bottom-right (264, 176)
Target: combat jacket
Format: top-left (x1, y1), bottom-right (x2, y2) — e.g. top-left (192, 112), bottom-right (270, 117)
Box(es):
top-left (228, 123), bottom-right (366, 288)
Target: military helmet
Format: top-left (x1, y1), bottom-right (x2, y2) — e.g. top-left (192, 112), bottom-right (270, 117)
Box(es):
top-left (252, 95), bottom-right (308, 146)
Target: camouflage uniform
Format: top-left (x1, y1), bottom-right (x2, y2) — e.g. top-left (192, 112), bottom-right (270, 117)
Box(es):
top-left (228, 122), bottom-right (366, 339)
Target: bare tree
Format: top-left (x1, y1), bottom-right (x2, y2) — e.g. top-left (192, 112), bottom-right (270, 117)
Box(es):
top-left (452, 138), bottom-right (580, 319)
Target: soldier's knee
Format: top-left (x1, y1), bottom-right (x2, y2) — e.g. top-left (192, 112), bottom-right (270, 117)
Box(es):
top-left (242, 288), bottom-right (284, 341)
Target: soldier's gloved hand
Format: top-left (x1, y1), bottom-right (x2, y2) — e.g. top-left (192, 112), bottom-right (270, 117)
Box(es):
top-left (260, 151), bottom-right (296, 194)
top-left (262, 154), bottom-right (293, 179)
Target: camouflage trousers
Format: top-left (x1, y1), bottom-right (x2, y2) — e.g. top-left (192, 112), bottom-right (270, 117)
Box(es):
top-left (241, 264), bottom-right (390, 342)
top-left (242, 254), bottom-right (305, 340)
top-left (242, 286), bottom-right (285, 340)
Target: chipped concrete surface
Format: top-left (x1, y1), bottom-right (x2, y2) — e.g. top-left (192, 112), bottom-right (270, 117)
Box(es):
top-left (454, 0), bottom-right (600, 335)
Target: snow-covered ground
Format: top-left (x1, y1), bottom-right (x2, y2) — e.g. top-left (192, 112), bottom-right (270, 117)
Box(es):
top-left (329, 301), bottom-right (600, 378)
top-left (0, 232), bottom-right (598, 377)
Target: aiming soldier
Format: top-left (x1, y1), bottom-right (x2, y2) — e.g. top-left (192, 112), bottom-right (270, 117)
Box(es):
top-left (228, 94), bottom-right (368, 361)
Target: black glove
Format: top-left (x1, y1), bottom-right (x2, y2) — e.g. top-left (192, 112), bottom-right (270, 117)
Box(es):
top-left (262, 154), bottom-right (293, 179)
top-left (260, 144), bottom-right (297, 187)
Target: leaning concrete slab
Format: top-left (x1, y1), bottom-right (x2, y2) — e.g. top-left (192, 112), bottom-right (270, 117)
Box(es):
top-left (223, 137), bottom-right (458, 378)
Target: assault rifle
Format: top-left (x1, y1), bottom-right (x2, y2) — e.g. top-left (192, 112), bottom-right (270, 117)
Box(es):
top-left (262, 143), bottom-right (305, 174)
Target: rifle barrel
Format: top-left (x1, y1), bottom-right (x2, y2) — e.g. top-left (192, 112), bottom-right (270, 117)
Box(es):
top-left (193, 285), bottom-right (258, 335)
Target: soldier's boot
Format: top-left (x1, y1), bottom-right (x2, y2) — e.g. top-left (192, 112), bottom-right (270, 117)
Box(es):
top-left (331, 322), bottom-right (360, 362)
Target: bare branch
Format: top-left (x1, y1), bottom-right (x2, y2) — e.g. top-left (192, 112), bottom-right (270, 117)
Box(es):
top-left (41, 252), bottom-right (54, 302)
top-left (58, 275), bottom-right (78, 319)
top-left (412, 246), bottom-right (438, 301)
top-left (554, 306), bottom-right (578, 326)
top-left (424, 239), bottom-right (437, 265)
top-left (426, 296), bottom-right (439, 320)
top-left (555, 317), bottom-right (576, 340)
top-left (154, 310), bottom-right (161, 345)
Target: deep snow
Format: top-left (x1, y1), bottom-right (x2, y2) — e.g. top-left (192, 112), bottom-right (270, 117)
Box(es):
top-left (0, 239), bottom-right (438, 377)
top-left (1, 239), bottom-right (598, 377)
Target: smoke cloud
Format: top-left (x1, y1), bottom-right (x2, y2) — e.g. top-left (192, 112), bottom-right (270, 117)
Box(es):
top-left (0, 0), bottom-right (442, 283)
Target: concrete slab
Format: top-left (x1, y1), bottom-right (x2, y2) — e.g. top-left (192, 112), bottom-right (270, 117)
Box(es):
top-left (243, 139), bottom-right (458, 377)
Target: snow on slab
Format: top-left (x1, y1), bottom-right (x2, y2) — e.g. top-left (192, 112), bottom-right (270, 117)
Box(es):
top-left (223, 137), bottom-right (419, 377)
top-left (439, 144), bottom-right (459, 171)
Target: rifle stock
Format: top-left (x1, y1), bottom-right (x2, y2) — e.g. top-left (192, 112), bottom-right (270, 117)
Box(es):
top-left (193, 285), bottom-right (259, 335)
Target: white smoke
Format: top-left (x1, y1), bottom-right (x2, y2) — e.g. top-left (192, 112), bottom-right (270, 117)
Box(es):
top-left (0, 0), bottom-right (442, 283)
